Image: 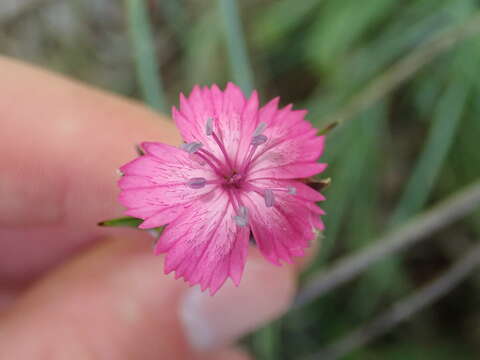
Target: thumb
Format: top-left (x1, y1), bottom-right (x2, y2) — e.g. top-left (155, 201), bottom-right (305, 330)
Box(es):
top-left (0, 237), bottom-right (249, 360)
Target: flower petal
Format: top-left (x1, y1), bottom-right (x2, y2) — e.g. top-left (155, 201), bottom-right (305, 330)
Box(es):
top-left (155, 188), bottom-right (250, 294)
top-left (242, 189), bottom-right (322, 265)
top-left (118, 142), bottom-right (215, 228)
top-left (250, 178), bottom-right (326, 202)
top-left (173, 83), bottom-right (260, 168)
top-left (249, 100), bottom-right (326, 179)
top-left (250, 162), bottom-right (327, 180)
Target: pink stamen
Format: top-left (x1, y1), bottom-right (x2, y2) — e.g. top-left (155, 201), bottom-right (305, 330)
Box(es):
top-left (241, 124), bottom-right (269, 174)
top-left (198, 148), bottom-right (223, 167)
top-left (227, 189), bottom-right (249, 227)
top-left (195, 152), bottom-right (225, 177)
top-left (212, 131), bottom-right (235, 171)
top-left (245, 183), bottom-right (295, 207)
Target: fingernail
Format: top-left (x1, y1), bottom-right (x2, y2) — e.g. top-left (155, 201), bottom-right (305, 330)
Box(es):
top-left (180, 255), bottom-right (296, 350)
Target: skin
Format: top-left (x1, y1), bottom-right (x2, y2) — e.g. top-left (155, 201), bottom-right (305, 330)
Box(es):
top-left (0, 57), bottom-right (312, 359)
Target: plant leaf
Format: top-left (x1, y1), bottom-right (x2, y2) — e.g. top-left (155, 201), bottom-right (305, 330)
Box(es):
top-left (98, 216), bottom-right (143, 228)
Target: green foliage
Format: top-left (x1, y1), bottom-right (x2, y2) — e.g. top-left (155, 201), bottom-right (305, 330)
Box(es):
top-left (98, 216), bottom-right (164, 235)
top-left (183, 9), bottom-right (225, 87)
top-left (98, 216), bottom-right (143, 228)
top-left (125, 0), bottom-right (167, 112)
top-left (306, 0), bottom-right (398, 73)
top-left (218, 0), bottom-right (255, 94)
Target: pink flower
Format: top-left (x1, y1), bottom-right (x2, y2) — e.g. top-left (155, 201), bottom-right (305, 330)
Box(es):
top-left (118, 83), bottom-right (326, 294)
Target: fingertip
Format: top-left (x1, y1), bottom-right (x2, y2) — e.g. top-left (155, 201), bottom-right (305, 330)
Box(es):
top-left (0, 56), bottom-right (182, 286)
top-left (181, 246), bottom-right (297, 351)
top-left (295, 236), bottom-right (321, 271)
top-left (0, 236), bottom-right (191, 359)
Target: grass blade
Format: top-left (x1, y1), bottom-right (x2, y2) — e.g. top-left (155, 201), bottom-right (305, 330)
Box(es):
top-left (218, 0), bottom-right (255, 94)
top-left (390, 81), bottom-right (469, 224)
top-left (125, 0), bottom-right (167, 112)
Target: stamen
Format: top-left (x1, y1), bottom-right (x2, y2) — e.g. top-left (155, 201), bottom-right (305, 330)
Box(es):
top-left (211, 132), bottom-right (235, 171)
top-left (195, 152), bottom-right (225, 176)
top-left (264, 189), bottom-right (275, 207)
top-left (198, 148), bottom-right (223, 166)
top-left (205, 117), bottom-right (213, 136)
top-left (242, 124), bottom-right (268, 173)
top-left (181, 142), bottom-right (203, 154)
top-left (233, 206), bottom-right (248, 227)
top-left (251, 135), bottom-right (268, 146)
top-left (247, 183), bottom-right (295, 196)
top-left (253, 122), bottom-right (267, 137)
top-left (204, 116), bottom-right (235, 171)
top-left (187, 177), bottom-right (207, 189)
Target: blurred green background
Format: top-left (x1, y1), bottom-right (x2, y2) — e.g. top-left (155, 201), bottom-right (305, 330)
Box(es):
top-left (2, 0), bottom-right (480, 359)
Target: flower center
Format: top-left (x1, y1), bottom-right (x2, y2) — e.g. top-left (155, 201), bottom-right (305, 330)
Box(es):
top-left (182, 117), bottom-right (297, 226)
top-left (225, 172), bottom-right (243, 188)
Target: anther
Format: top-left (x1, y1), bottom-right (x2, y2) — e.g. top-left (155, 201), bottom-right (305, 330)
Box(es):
top-left (187, 177), bottom-right (207, 189)
top-left (253, 122), bottom-right (267, 137)
top-left (233, 206), bottom-right (248, 227)
top-left (205, 117), bottom-right (213, 136)
top-left (251, 134), bottom-right (268, 146)
top-left (288, 186), bottom-right (297, 195)
top-left (181, 142), bottom-right (203, 154)
top-left (264, 189), bottom-right (275, 207)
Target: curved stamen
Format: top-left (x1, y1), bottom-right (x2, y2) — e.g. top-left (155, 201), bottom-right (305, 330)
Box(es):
top-left (240, 123), bottom-right (269, 174)
top-left (241, 146), bottom-right (257, 172)
top-left (198, 148), bottom-right (223, 167)
top-left (195, 152), bottom-right (225, 176)
top-left (211, 131), bottom-right (235, 171)
top-left (245, 184), bottom-right (296, 208)
top-left (204, 117), bottom-right (235, 171)
top-left (259, 186), bottom-right (296, 194)
top-left (226, 189), bottom-right (249, 227)
top-left (241, 137), bottom-right (268, 174)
